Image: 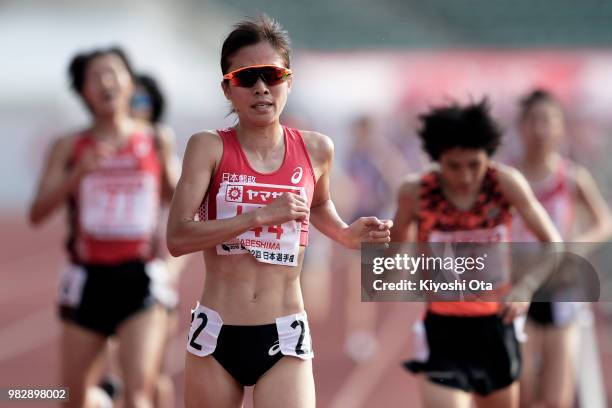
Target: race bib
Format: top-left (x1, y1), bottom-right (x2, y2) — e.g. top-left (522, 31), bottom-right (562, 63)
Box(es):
top-left (215, 182), bottom-right (304, 267)
top-left (186, 303), bottom-right (223, 357)
top-left (428, 224), bottom-right (511, 289)
top-left (429, 224), bottom-right (509, 243)
top-left (276, 311), bottom-right (314, 359)
top-left (80, 172), bottom-right (158, 239)
top-left (145, 260), bottom-right (178, 309)
top-left (58, 264), bottom-right (87, 307)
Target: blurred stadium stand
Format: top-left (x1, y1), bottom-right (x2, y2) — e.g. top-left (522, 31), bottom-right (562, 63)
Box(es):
top-left (211, 0), bottom-right (612, 48)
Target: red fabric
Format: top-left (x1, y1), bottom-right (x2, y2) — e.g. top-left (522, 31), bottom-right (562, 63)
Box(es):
top-left (70, 131), bottom-right (161, 264)
top-left (199, 126), bottom-right (316, 246)
top-left (417, 167), bottom-right (513, 316)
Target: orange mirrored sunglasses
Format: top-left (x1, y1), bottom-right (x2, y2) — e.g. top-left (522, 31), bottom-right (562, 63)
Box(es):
top-left (223, 65), bottom-right (292, 87)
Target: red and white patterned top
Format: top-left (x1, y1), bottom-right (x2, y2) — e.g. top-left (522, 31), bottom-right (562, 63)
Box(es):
top-left (68, 131), bottom-right (162, 264)
top-left (197, 126), bottom-right (316, 266)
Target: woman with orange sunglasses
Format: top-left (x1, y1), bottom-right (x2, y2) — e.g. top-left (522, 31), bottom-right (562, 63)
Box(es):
top-left (166, 15), bottom-right (392, 408)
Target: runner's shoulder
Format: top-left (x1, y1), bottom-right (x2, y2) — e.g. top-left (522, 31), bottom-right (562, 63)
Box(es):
top-left (180, 130), bottom-right (223, 172)
top-left (398, 172), bottom-right (423, 200)
top-left (48, 130), bottom-right (89, 162)
top-left (298, 130), bottom-right (333, 166)
top-left (187, 130), bottom-right (223, 151)
top-left (493, 162), bottom-right (530, 192)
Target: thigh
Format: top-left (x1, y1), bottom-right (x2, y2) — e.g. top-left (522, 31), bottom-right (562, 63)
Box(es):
top-left (344, 252), bottom-right (380, 363)
top-left (154, 374), bottom-right (175, 408)
top-left (519, 321), bottom-right (545, 407)
top-left (117, 305), bottom-right (168, 392)
top-left (539, 324), bottom-right (579, 407)
top-left (420, 377), bottom-right (471, 408)
top-left (156, 309), bottom-right (179, 408)
top-left (474, 382), bottom-right (519, 408)
top-left (60, 322), bottom-right (107, 408)
top-left (184, 352), bottom-right (244, 408)
top-left (253, 357), bottom-right (315, 408)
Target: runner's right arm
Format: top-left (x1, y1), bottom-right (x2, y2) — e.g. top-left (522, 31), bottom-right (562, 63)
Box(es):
top-left (390, 175), bottom-right (420, 243)
top-left (166, 132), bottom-right (308, 256)
top-left (155, 123), bottom-right (181, 204)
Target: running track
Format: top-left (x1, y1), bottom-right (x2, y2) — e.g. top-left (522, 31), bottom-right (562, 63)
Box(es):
top-left (0, 213), bottom-right (421, 407)
top-left (1, 213), bottom-right (610, 407)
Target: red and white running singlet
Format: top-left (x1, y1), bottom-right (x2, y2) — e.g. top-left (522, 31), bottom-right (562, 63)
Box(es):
top-left (198, 126), bottom-right (316, 267)
top-left (417, 167), bottom-right (513, 316)
top-left (68, 131), bottom-right (162, 264)
top-left (512, 159), bottom-right (575, 241)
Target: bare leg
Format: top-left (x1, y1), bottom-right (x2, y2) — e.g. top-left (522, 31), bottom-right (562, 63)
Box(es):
top-left (60, 322), bottom-right (107, 408)
top-left (520, 321), bottom-right (544, 407)
top-left (474, 382), bottom-right (519, 408)
top-left (117, 306), bottom-right (168, 408)
top-left (155, 309), bottom-right (179, 408)
top-left (539, 323), bottom-right (579, 408)
top-left (344, 252), bottom-right (378, 362)
top-left (420, 377), bottom-right (472, 408)
top-left (253, 357), bottom-right (315, 408)
top-left (184, 352), bottom-right (244, 408)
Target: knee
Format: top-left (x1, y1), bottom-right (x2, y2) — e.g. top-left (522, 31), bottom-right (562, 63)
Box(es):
top-left (123, 375), bottom-right (158, 408)
top-left (156, 374), bottom-right (174, 397)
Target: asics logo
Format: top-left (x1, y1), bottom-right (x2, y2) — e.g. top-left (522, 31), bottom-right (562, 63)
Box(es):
top-left (291, 167), bottom-right (303, 184)
top-left (268, 340), bottom-right (281, 356)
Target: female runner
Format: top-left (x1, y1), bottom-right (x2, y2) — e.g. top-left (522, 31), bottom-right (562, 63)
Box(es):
top-left (392, 99), bottom-right (561, 408)
top-left (29, 47), bottom-right (177, 408)
top-left (514, 89), bottom-right (612, 408)
top-left (167, 15), bottom-right (392, 408)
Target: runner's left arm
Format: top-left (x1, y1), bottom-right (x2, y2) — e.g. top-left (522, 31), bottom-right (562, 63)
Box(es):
top-left (303, 131), bottom-right (392, 249)
top-left (498, 165), bottom-right (561, 242)
top-left (572, 165), bottom-right (612, 243)
top-left (497, 164), bottom-right (563, 322)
